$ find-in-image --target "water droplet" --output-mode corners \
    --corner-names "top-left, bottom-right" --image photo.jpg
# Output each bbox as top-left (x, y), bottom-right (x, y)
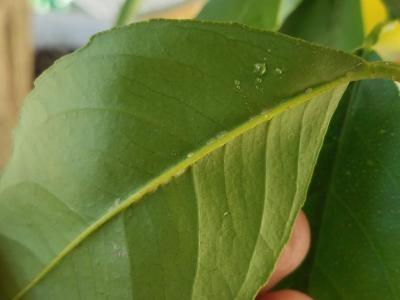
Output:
top-left (254, 63), bottom-right (267, 76)
top-left (174, 168), bottom-right (187, 178)
top-left (187, 153), bottom-right (194, 158)
top-left (234, 80), bottom-right (241, 90)
top-left (206, 137), bottom-right (217, 146)
top-left (275, 68), bottom-right (283, 75)
top-left (305, 88), bottom-right (313, 94)
top-left (267, 49), bottom-right (272, 53)
top-left (256, 77), bottom-right (262, 83)
top-left (217, 131), bottom-right (228, 139)
top-left (223, 211), bottom-right (229, 216)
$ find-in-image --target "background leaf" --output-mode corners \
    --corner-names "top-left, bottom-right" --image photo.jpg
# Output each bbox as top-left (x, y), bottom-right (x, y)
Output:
top-left (115, 0), bottom-right (142, 26)
top-left (197, 0), bottom-right (303, 30)
top-left (278, 52), bottom-right (400, 299)
top-left (1, 20), bottom-right (397, 299)
top-left (382, 0), bottom-right (400, 19)
top-left (281, 0), bottom-right (365, 51)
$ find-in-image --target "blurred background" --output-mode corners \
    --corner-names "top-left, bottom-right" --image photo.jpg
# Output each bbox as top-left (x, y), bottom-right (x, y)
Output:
top-left (0, 0), bottom-right (399, 168)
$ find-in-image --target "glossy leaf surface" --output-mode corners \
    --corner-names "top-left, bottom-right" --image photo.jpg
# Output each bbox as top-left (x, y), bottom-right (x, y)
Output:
top-left (0, 20), bottom-right (399, 300)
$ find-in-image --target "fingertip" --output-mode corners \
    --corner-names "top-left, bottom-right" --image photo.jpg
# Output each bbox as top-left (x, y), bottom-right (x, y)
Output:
top-left (257, 289), bottom-right (313, 300)
top-left (264, 211), bottom-right (311, 289)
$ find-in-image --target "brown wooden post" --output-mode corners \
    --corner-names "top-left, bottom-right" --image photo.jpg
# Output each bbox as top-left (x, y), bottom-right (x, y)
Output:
top-left (0, 0), bottom-right (32, 168)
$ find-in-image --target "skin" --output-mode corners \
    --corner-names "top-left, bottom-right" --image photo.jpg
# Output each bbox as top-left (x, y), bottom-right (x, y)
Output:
top-left (257, 211), bottom-right (312, 300)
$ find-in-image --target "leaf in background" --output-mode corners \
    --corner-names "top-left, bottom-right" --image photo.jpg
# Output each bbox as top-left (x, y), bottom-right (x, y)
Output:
top-left (281, 0), bottom-right (365, 51)
top-left (278, 51), bottom-right (400, 299)
top-left (115, 0), bottom-right (142, 26)
top-left (0, 20), bottom-right (399, 300)
top-left (197, 0), bottom-right (303, 30)
top-left (382, 0), bottom-right (400, 19)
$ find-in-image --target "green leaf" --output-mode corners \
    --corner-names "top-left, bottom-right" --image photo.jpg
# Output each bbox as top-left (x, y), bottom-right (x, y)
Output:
top-left (197, 0), bottom-right (303, 30)
top-left (0, 20), bottom-right (399, 299)
top-left (278, 52), bottom-right (400, 299)
top-left (281, 0), bottom-right (365, 51)
top-left (382, 0), bottom-right (400, 19)
top-left (115, 0), bottom-right (142, 26)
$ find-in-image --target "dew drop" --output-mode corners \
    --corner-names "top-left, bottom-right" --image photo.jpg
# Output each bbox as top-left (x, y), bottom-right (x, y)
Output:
top-left (256, 77), bottom-right (263, 83)
top-left (274, 68), bottom-right (283, 75)
top-left (187, 153), bottom-right (194, 158)
top-left (254, 62), bottom-right (267, 76)
top-left (234, 80), bottom-right (241, 90)
top-left (217, 130), bottom-right (228, 138)
top-left (267, 49), bottom-right (272, 53)
top-left (223, 211), bottom-right (229, 216)
top-left (174, 168), bottom-right (187, 178)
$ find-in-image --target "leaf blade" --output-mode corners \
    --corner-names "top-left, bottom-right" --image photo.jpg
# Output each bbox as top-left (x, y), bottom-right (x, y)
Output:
top-left (0, 20), bottom-right (399, 299)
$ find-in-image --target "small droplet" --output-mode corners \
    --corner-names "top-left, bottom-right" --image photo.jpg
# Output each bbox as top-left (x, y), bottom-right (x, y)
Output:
top-left (274, 68), bottom-right (283, 75)
top-left (223, 211), bottom-right (229, 216)
top-left (256, 77), bottom-right (262, 83)
top-left (254, 63), bottom-right (267, 76)
top-left (234, 80), bottom-right (241, 90)
top-left (267, 49), bottom-right (272, 53)
top-left (187, 153), bottom-right (194, 158)
top-left (174, 168), bottom-right (187, 178)
top-left (217, 131), bottom-right (228, 138)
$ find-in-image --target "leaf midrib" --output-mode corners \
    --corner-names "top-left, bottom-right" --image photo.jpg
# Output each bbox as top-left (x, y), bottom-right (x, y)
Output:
top-left (13, 61), bottom-right (400, 299)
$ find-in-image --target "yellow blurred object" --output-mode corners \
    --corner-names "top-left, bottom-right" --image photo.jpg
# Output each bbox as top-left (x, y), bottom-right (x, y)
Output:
top-left (362, 0), bottom-right (400, 61)
top-left (362, 0), bottom-right (387, 33)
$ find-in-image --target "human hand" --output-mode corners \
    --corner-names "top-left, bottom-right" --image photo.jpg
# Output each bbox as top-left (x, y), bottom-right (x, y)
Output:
top-left (256, 212), bottom-right (312, 300)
